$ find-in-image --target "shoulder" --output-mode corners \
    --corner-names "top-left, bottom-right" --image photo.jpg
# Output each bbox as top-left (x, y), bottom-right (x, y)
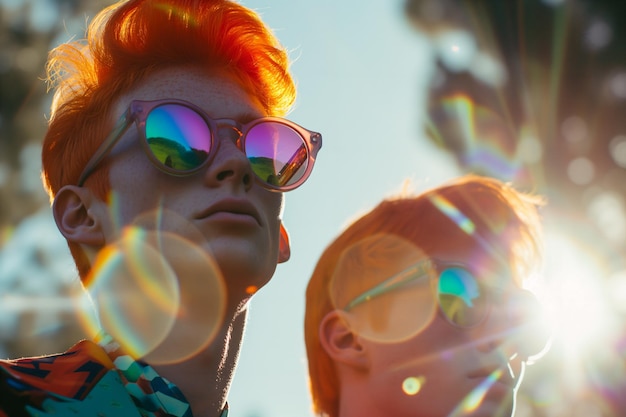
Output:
top-left (0, 340), bottom-right (139, 417)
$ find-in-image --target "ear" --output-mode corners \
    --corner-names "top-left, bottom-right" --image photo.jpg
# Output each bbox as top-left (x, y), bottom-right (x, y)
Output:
top-left (319, 310), bottom-right (369, 370)
top-left (52, 185), bottom-right (107, 246)
top-left (277, 222), bottom-right (291, 263)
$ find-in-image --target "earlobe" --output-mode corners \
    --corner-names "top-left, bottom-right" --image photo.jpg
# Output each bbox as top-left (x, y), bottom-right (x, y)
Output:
top-left (52, 185), bottom-right (106, 246)
top-left (319, 310), bottom-right (369, 370)
top-left (277, 222), bottom-right (291, 263)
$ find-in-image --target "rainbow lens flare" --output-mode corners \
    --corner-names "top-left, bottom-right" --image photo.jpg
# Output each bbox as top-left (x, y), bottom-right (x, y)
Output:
top-left (78, 226), bottom-right (226, 364)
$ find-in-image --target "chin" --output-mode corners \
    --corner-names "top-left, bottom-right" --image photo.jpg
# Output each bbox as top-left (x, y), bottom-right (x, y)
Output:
top-left (467, 393), bottom-right (515, 417)
top-left (214, 253), bottom-right (276, 293)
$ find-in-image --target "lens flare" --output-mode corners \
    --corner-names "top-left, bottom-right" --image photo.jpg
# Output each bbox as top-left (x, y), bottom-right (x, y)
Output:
top-left (449, 368), bottom-right (505, 416)
top-left (81, 227), bottom-right (179, 360)
top-left (540, 230), bottom-right (619, 357)
top-left (428, 194), bottom-right (475, 235)
top-left (427, 94), bottom-right (524, 182)
top-left (77, 225), bottom-right (226, 365)
top-left (330, 234), bottom-right (437, 343)
top-left (402, 376), bottom-right (426, 396)
top-left (521, 220), bottom-right (626, 414)
top-left (154, 3), bottom-right (200, 27)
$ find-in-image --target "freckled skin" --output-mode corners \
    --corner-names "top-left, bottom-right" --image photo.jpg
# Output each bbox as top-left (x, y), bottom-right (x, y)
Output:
top-left (98, 66), bottom-right (285, 300)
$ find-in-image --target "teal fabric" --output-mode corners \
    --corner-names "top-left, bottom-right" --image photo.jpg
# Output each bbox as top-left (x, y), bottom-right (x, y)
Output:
top-left (0, 337), bottom-right (229, 417)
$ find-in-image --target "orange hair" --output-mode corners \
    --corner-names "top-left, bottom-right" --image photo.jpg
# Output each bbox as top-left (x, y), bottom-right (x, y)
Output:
top-left (304, 174), bottom-right (544, 417)
top-left (41, 0), bottom-right (296, 279)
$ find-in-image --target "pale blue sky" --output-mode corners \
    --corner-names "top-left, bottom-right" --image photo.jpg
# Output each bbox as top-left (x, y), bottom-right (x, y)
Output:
top-left (229, 2), bottom-right (459, 416)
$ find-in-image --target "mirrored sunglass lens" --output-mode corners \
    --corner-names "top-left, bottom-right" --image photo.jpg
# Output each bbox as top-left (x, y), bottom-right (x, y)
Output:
top-left (145, 104), bottom-right (212, 171)
top-left (438, 267), bottom-right (488, 327)
top-left (245, 122), bottom-right (308, 187)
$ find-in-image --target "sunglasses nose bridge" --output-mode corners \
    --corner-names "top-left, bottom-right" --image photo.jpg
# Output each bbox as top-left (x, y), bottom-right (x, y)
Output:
top-left (216, 121), bottom-right (244, 147)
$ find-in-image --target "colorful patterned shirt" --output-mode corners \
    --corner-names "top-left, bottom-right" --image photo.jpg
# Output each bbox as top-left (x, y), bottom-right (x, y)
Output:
top-left (0, 337), bottom-right (228, 417)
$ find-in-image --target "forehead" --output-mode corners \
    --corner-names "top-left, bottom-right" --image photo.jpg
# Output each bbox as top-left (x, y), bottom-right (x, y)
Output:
top-left (433, 242), bottom-right (512, 278)
top-left (113, 66), bottom-right (265, 120)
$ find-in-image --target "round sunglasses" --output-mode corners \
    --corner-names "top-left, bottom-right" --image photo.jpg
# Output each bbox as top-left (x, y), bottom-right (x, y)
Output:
top-left (344, 259), bottom-right (493, 328)
top-left (77, 99), bottom-right (323, 191)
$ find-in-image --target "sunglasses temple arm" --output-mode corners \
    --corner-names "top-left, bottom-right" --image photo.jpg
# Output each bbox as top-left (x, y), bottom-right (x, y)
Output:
top-left (77, 110), bottom-right (133, 186)
top-left (344, 261), bottom-right (433, 311)
top-left (276, 144), bottom-right (308, 186)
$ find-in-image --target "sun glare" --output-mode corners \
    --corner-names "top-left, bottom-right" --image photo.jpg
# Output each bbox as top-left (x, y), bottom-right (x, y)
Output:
top-left (538, 231), bottom-right (618, 359)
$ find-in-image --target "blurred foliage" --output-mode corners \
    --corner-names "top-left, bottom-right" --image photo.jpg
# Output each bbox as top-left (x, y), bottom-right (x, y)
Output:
top-left (405, 0), bottom-right (626, 416)
top-left (404, 0), bottom-right (626, 254)
top-left (0, 0), bottom-right (107, 237)
top-left (0, 0), bottom-right (109, 355)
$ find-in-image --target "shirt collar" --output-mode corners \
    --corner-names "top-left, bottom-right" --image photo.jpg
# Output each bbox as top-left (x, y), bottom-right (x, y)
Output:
top-left (97, 332), bottom-right (228, 417)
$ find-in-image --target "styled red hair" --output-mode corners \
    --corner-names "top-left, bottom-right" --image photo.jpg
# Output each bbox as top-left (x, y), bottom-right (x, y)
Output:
top-left (41, 0), bottom-right (296, 278)
top-left (304, 175), bottom-right (544, 417)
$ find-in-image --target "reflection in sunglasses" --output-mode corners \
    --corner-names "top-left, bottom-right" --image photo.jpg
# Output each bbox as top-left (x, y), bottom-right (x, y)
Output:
top-left (78, 99), bottom-right (322, 192)
top-left (344, 259), bottom-right (490, 329)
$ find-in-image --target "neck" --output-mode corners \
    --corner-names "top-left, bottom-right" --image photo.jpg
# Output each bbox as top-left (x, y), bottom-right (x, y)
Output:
top-left (152, 304), bottom-right (248, 417)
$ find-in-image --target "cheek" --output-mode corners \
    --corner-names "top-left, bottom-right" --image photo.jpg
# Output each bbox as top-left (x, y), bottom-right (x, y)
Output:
top-left (367, 352), bottom-right (469, 416)
top-left (259, 189), bottom-right (284, 222)
top-left (109, 152), bottom-right (150, 196)
top-left (266, 194), bottom-right (284, 246)
top-left (366, 321), bottom-right (472, 396)
top-left (107, 159), bottom-right (174, 226)
top-left (109, 179), bottom-right (160, 218)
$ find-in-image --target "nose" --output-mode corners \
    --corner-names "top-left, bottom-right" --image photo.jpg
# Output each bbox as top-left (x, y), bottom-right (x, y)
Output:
top-left (203, 125), bottom-right (253, 190)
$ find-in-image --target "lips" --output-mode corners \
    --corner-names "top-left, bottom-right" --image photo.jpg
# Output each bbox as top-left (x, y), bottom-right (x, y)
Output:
top-left (195, 198), bottom-right (261, 225)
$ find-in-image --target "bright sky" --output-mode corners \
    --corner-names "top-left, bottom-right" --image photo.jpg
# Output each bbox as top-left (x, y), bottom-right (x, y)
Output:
top-left (229, 2), bottom-right (460, 416)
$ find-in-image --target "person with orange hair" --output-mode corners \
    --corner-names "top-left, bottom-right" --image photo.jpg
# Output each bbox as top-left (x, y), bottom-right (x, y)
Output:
top-left (304, 175), bottom-right (550, 417)
top-left (0, 1), bottom-right (321, 416)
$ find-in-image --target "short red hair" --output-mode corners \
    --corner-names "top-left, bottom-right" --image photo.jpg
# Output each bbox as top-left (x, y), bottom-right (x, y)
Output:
top-left (41, 0), bottom-right (296, 278)
top-left (304, 175), bottom-right (544, 417)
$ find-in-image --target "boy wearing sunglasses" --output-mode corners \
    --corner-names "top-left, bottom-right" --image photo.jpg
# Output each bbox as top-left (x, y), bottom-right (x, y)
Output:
top-left (304, 175), bottom-right (549, 417)
top-left (0, 1), bottom-right (321, 416)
